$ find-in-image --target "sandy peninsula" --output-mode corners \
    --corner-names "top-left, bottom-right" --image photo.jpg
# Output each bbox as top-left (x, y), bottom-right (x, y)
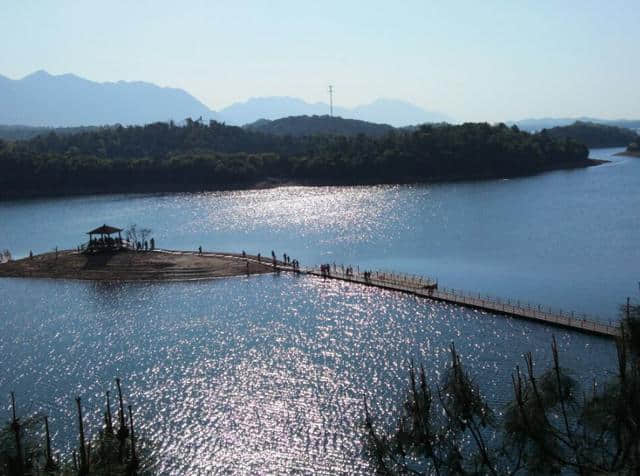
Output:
top-left (0, 249), bottom-right (276, 281)
top-left (615, 150), bottom-right (640, 158)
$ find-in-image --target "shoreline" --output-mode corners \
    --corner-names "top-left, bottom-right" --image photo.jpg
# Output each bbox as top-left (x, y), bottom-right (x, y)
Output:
top-left (0, 249), bottom-right (276, 282)
top-left (614, 150), bottom-right (640, 158)
top-left (0, 158), bottom-right (606, 201)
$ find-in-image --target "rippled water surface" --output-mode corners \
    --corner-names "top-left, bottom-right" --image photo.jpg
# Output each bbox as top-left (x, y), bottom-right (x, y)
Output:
top-left (0, 148), bottom-right (637, 473)
top-left (0, 276), bottom-right (616, 473)
top-left (2, 148), bottom-right (639, 317)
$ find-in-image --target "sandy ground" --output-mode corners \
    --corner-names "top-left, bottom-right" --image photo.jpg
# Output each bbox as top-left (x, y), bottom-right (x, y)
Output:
top-left (0, 249), bottom-right (275, 281)
top-left (615, 150), bottom-right (640, 157)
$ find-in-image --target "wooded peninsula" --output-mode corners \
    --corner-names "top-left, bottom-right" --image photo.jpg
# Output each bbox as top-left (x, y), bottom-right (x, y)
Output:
top-left (0, 120), bottom-right (596, 198)
top-left (542, 120), bottom-right (639, 148)
top-left (620, 140), bottom-right (640, 157)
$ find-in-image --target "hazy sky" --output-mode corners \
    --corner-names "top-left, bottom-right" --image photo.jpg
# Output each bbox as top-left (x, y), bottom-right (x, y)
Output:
top-left (1, 0), bottom-right (638, 122)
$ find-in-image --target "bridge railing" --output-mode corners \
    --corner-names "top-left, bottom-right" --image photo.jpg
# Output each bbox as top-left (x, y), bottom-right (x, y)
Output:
top-left (308, 263), bottom-right (620, 336)
top-left (435, 284), bottom-right (613, 326)
top-left (212, 254), bottom-right (619, 337)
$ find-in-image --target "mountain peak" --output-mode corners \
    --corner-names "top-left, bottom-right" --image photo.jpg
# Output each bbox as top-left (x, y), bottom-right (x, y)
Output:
top-left (21, 70), bottom-right (86, 83)
top-left (1, 69), bottom-right (452, 127)
top-left (22, 69), bottom-right (52, 80)
top-left (218, 96), bottom-right (449, 127)
top-left (1, 70), bottom-right (216, 126)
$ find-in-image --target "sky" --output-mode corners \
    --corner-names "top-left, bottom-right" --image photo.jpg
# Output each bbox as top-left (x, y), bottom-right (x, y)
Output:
top-left (1, 0), bottom-right (639, 122)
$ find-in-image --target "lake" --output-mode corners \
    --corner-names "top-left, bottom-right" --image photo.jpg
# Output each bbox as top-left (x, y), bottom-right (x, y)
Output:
top-left (0, 147), bottom-right (636, 473)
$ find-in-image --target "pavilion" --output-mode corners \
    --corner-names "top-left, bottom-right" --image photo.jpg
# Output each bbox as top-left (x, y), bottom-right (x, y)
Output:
top-left (86, 224), bottom-right (124, 252)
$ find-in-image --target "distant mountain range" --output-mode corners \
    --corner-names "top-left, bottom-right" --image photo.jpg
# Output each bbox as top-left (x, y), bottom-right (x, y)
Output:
top-left (0, 70), bottom-right (450, 128)
top-left (219, 97), bottom-right (340, 125)
top-left (219, 97), bottom-right (450, 127)
top-left (3, 71), bottom-right (639, 133)
top-left (0, 70), bottom-right (217, 127)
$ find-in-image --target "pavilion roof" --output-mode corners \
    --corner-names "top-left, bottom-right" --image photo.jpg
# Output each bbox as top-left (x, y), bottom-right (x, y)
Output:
top-left (87, 224), bottom-right (123, 235)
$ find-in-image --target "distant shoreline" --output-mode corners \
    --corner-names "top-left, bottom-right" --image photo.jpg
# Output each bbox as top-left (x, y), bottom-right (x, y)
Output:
top-left (0, 158), bottom-right (605, 201)
top-left (614, 150), bottom-right (640, 158)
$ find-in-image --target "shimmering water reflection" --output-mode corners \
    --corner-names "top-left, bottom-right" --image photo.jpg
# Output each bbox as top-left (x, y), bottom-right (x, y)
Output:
top-left (1, 148), bottom-right (639, 319)
top-left (0, 275), bottom-right (615, 474)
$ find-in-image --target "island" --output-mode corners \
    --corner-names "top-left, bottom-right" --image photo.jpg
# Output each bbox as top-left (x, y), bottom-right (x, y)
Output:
top-left (0, 249), bottom-right (277, 281)
top-left (0, 225), bottom-right (276, 281)
top-left (0, 120), bottom-right (600, 199)
top-left (0, 225), bottom-right (619, 340)
top-left (617, 140), bottom-right (640, 157)
top-left (541, 121), bottom-right (639, 148)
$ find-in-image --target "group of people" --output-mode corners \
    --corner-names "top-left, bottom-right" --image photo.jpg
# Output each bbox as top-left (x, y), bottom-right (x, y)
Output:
top-left (318, 264), bottom-right (374, 283)
top-left (88, 235), bottom-right (122, 249)
top-left (320, 263), bottom-right (357, 278)
top-left (85, 235), bottom-right (156, 253)
top-left (281, 253), bottom-right (300, 270)
top-left (241, 250), bottom-right (300, 271)
top-left (134, 238), bottom-right (154, 251)
top-left (271, 250), bottom-right (300, 270)
top-left (320, 264), bottom-right (332, 277)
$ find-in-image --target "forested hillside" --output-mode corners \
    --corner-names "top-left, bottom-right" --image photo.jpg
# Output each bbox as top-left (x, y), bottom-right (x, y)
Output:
top-left (0, 125), bottom-right (106, 141)
top-left (244, 115), bottom-right (394, 137)
top-left (0, 120), bottom-right (592, 198)
top-left (542, 121), bottom-right (638, 147)
top-left (623, 140), bottom-right (640, 157)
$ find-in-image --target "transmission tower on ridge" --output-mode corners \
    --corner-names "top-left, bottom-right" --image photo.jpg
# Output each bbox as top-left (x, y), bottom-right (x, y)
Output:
top-left (328, 85), bottom-right (334, 117)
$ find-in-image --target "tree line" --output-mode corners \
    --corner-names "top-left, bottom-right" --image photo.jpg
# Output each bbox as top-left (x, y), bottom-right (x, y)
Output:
top-left (4, 305), bottom-right (638, 474)
top-left (0, 125), bottom-right (105, 142)
top-left (1, 379), bottom-right (151, 475)
top-left (542, 120), bottom-right (639, 148)
top-left (625, 139), bottom-right (640, 156)
top-left (365, 303), bottom-right (640, 474)
top-left (0, 120), bottom-right (590, 198)
top-left (244, 114), bottom-right (395, 137)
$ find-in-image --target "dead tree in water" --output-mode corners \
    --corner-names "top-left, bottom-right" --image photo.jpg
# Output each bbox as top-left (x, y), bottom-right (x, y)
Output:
top-left (2, 379), bottom-right (149, 475)
top-left (116, 378), bottom-right (129, 463)
top-left (105, 390), bottom-right (114, 436)
top-left (1, 393), bottom-right (42, 475)
top-left (365, 320), bottom-right (640, 475)
top-left (128, 405), bottom-right (139, 473)
top-left (10, 392), bottom-right (24, 475)
top-left (76, 397), bottom-right (88, 474)
top-left (43, 416), bottom-right (57, 472)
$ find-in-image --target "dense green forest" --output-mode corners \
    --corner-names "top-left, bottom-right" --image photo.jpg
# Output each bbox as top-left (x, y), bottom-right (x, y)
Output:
top-left (0, 120), bottom-right (592, 198)
top-left (244, 115), bottom-right (394, 137)
top-left (543, 120), bottom-right (639, 147)
top-left (0, 124), bottom-right (105, 141)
